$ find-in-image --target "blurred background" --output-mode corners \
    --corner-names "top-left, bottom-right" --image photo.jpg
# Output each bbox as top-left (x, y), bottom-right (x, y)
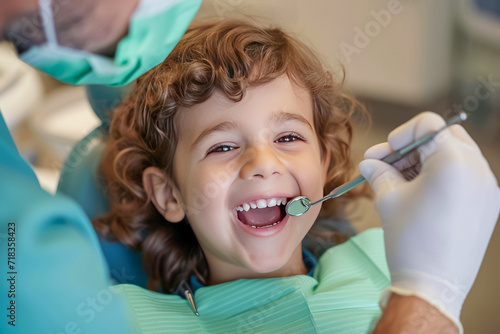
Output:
top-left (1, 0), bottom-right (499, 332)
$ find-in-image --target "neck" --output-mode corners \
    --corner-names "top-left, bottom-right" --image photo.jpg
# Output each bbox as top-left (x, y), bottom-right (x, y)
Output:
top-left (207, 245), bottom-right (307, 286)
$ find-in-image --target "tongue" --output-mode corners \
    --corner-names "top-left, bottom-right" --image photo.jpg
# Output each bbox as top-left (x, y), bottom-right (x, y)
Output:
top-left (238, 206), bottom-right (281, 227)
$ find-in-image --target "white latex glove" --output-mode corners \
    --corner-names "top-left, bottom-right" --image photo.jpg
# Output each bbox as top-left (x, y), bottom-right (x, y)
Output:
top-left (358, 112), bottom-right (500, 332)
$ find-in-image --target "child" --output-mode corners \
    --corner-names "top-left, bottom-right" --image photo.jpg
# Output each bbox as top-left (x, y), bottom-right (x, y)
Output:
top-left (93, 19), bottom-right (388, 333)
top-left (96, 18), bottom-right (368, 290)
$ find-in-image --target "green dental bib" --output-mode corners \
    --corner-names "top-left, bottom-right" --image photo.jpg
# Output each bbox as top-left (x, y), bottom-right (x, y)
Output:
top-left (121, 229), bottom-right (390, 333)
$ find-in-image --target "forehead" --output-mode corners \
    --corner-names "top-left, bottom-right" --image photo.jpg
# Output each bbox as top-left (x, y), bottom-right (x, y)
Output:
top-left (175, 76), bottom-right (314, 142)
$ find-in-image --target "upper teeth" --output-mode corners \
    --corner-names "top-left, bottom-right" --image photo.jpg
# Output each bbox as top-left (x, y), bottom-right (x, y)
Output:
top-left (236, 197), bottom-right (287, 212)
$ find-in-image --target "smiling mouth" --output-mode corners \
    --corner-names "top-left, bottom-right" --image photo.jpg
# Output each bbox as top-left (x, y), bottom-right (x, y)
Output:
top-left (236, 197), bottom-right (288, 229)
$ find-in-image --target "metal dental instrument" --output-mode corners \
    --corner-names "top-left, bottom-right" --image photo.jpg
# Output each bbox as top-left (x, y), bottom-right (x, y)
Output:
top-left (180, 281), bottom-right (199, 316)
top-left (286, 112), bottom-right (468, 217)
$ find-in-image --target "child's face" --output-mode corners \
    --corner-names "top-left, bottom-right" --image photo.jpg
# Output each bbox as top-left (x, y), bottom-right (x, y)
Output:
top-left (172, 75), bottom-right (329, 284)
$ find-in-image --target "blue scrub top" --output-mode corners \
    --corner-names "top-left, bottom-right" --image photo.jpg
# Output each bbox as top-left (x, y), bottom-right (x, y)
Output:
top-left (0, 113), bottom-right (135, 333)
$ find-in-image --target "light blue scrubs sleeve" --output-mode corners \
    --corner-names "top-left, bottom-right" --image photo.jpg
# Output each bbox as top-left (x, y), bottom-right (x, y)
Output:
top-left (0, 112), bottom-right (135, 333)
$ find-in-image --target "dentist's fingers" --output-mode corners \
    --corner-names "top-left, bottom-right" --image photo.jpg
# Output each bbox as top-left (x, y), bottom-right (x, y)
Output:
top-left (364, 112), bottom-right (448, 160)
top-left (364, 113), bottom-right (448, 170)
top-left (448, 124), bottom-right (481, 151)
top-left (359, 159), bottom-right (407, 196)
top-left (387, 112), bottom-right (447, 152)
top-left (364, 142), bottom-right (392, 160)
top-left (387, 112), bottom-right (471, 168)
top-left (363, 142), bottom-right (420, 177)
top-left (361, 112), bottom-right (479, 181)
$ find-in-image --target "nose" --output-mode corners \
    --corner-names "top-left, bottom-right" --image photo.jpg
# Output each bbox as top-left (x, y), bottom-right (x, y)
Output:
top-left (239, 145), bottom-right (286, 180)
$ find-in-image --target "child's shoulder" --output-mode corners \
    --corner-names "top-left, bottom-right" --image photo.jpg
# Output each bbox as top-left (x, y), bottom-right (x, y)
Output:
top-left (321, 227), bottom-right (385, 260)
top-left (345, 227), bottom-right (386, 258)
top-left (314, 227), bottom-right (389, 287)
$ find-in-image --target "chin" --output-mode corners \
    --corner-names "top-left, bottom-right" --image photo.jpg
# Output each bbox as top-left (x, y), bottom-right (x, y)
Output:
top-left (242, 252), bottom-right (293, 276)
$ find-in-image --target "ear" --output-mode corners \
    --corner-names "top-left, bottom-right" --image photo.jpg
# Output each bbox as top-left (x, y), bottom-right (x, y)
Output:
top-left (143, 167), bottom-right (185, 223)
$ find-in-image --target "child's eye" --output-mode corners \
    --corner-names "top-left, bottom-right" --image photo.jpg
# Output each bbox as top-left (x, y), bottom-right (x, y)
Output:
top-left (207, 144), bottom-right (238, 154)
top-left (275, 132), bottom-right (305, 143)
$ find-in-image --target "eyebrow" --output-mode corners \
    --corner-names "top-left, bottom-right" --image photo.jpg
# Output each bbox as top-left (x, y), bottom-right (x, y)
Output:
top-left (192, 121), bottom-right (240, 148)
top-left (272, 111), bottom-right (313, 131)
top-left (192, 111), bottom-right (313, 148)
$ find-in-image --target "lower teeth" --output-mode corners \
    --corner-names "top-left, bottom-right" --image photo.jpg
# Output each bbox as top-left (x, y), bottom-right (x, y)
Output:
top-left (250, 221), bottom-right (281, 229)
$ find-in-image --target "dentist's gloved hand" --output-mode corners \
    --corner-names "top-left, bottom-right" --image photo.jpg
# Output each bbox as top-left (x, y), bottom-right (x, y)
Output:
top-left (358, 112), bottom-right (500, 333)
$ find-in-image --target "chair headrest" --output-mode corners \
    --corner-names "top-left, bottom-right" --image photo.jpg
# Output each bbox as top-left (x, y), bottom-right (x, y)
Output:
top-left (57, 125), bottom-right (109, 220)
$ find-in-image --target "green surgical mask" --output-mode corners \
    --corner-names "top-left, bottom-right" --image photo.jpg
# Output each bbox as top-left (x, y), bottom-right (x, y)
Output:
top-left (19, 0), bottom-right (201, 87)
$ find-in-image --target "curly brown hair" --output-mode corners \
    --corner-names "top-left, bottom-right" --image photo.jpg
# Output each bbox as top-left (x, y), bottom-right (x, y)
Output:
top-left (94, 18), bottom-right (369, 294)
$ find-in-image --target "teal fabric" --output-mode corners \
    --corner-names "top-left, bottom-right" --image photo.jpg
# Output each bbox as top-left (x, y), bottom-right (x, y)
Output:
top-left (0, 112), bottom-right (134, 333)
top-left (85, 84), bottom-right (134, 123)
top-left (19, 0), bottom-right (201, 87)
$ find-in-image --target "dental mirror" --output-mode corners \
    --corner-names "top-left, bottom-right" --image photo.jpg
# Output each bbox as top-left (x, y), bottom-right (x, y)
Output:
top-left (285, 196), bottom-right (311, 216)
top-left (286, 112), bottom-right (468, 217)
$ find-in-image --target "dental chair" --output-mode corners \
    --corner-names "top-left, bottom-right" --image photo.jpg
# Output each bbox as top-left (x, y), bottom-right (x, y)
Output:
top-left (56, 84), bottom-right (148, 287)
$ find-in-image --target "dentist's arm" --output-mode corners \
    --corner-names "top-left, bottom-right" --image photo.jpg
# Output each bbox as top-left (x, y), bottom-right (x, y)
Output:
top-left (0, 110), bottom-right (136, 333)
top-left (374, 294), bottom-right (458, 333)
top-left (359, 112), bottom-right (500, 334)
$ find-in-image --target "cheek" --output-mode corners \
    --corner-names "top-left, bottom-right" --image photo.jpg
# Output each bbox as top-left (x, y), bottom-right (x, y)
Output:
top-left (305, 167), bottom-right (326, 197)
top-left (295, 150), bottom-right (327, 195)
top-left (175, 148), bottom-right (232, 211)
top-left (181, 166), bottom-right (235, 248)
top-left (181, 163), bottom-right (235, 218)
